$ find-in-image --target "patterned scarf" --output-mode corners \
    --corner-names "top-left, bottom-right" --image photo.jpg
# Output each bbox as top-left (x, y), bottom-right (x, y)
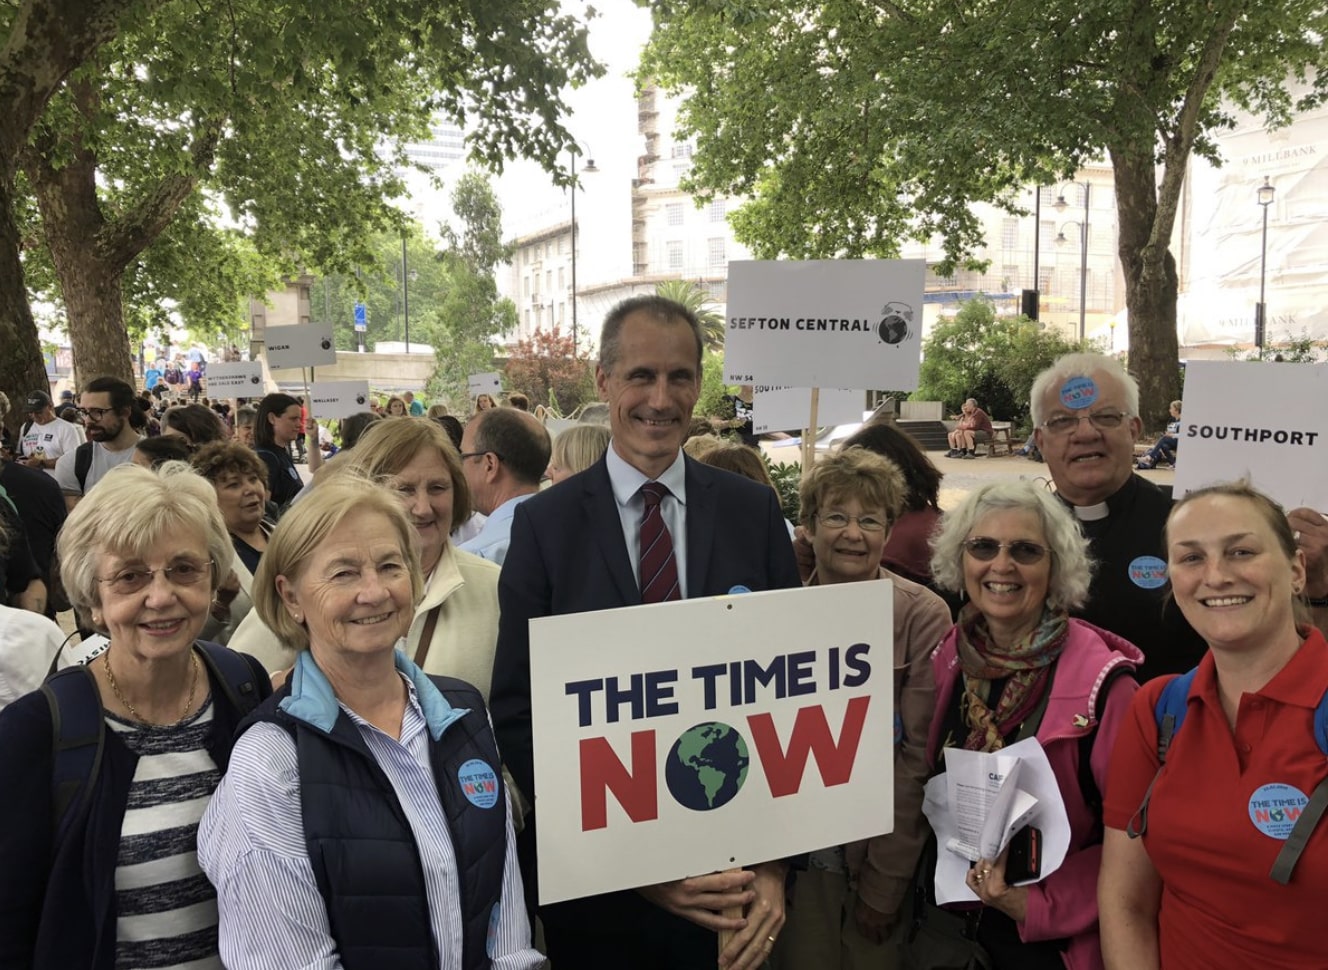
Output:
top-left (955, 603), bottom-right (1069, 752)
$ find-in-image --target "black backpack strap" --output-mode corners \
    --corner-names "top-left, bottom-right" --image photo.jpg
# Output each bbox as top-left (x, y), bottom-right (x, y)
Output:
top-left (40, 665), bottom-right (106, 850)
top-left (74, 441), bottom-right (94, 493)
top-left (195, 641), bottom-right (266, 716)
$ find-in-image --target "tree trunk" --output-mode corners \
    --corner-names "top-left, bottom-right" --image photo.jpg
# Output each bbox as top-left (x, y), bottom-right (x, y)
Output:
top-left (26, 135), bottom-right (134, 385)
top-left (1111, 146), bottom-right (1180, 432)
top-left (0, 176), bottom-right (52, 434)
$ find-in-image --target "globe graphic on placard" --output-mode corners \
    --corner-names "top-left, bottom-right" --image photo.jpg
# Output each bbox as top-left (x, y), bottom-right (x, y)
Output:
top-left (665, 721), bottom-right (750, 812)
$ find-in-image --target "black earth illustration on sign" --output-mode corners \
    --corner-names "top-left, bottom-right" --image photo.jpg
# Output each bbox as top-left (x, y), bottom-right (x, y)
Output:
top-left (877, 303), bottom-right (913, 345)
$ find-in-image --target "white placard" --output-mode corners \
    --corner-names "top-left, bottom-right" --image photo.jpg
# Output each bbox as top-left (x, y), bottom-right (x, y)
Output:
top-left (725, 260), bottom-right (925, 390)
top-left (264, 323), bottom-right (337, 369)
top-left (1172, 360), bottom-right (1328, 510)
top-left (468, 372), bottom-right (502, 398)
top-left (753, 387), bottom-right (865, 434)
top-left (201, 361), bottom-right (264, 394)
top-left (530, 584), bottom-right (894, 905)
top-left (544, 418), bottom-right (578, 439)
top-left (307, 381), bottom-right (372, 420)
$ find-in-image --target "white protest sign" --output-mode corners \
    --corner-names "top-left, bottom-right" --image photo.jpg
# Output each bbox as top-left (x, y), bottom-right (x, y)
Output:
top-left (753, 386), bottom-right (864, 434)
top-left (264, 323), bottom-right (337, 369)
top-left (201, 361), bottom-right (264, 394)
top-left (544, 418), bottom-right (579, 439)
top-left (725, 260), bottom-right (925, 390)
top-left (468, 372), bottom-right (502, 398)
top-left (1172, 360), bottom-right (1328, 509)
top-left (530, 583), bottom-right (894, 905)
top-left (308, 381), bottom-right (372, 420)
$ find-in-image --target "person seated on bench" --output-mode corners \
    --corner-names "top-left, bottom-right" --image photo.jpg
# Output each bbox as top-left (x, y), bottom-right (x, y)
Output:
top-left (1135, 400), bottom-right (1181, 469)
top-left (946, 398), bottom-right (993, 459)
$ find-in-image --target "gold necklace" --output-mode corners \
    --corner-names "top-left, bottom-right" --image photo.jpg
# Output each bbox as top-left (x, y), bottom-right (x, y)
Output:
top-left (103, 649), bottom-right (199, 726)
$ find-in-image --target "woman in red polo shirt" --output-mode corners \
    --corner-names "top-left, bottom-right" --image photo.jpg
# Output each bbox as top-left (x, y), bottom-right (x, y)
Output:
top-left (1099, 481), bottom-right (1328, 969)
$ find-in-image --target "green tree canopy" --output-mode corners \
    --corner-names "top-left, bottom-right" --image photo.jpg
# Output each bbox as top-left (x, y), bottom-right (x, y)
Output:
top-left (640, 0), bottom-right (1328, 425)
top-left (915, 299), bottom-right (1096, 429)
top-left (0, 0), bottom-right (600, 420)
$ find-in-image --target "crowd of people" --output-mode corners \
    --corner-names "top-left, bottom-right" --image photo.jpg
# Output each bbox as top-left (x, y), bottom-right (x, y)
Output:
top-left (0, 295), bottom-right (1325, 970)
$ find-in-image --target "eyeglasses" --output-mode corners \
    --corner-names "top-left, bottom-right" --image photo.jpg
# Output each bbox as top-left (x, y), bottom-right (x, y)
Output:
top-left (459, 450), bottom-right (503, 462)
top-left (98, 559), bottom-right (214, 595)
top-left (816, 511), bottom-right (888, 533)
top-left (75, 406), bottom-right (118, 421)
top-left (1039, 410), bottom-right (1129, 436)
top-left (962, 538), bottom-right (1047, 564)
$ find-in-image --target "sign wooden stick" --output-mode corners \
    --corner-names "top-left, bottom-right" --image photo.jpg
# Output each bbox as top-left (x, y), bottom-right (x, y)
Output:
top-left (717, 866), bottom-right (744, 958)
top-left (800, 387), bottom-right (821, 471)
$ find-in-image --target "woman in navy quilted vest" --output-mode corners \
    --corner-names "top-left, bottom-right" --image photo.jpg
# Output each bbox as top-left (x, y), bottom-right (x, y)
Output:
top-left (198, 472), bottom-right (539, 970)
top-left (1099, 481), bottom-right (1328, 969)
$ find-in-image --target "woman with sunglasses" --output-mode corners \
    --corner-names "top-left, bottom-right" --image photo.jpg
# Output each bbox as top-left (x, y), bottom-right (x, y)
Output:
top-left (918, 480), bottom-right (1142, 970)
top-left (0, 462), bottom-right (270, 969)
top-left (772, 447), bottom-right (952, 969)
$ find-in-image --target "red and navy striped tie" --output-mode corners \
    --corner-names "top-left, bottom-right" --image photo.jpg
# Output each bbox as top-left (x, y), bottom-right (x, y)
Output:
top-left (639, 482), bottom-right (680, 603)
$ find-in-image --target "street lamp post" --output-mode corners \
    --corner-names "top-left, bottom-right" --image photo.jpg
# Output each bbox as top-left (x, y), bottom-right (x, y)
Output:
top-left (569, 145), bottom-right (597, 358)
top-left (1256, 177), bottom-right (1275, 351)
top-left (1054, 182), bottom-right (1091, 341)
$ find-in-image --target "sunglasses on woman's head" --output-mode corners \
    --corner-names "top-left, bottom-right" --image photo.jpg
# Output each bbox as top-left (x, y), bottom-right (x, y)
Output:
top-left (962, 537), bottom-right (1047, 564)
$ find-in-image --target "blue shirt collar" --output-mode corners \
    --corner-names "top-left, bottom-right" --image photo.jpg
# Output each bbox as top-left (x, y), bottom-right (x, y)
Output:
top-left (279, 648), bottom-right (469, 741)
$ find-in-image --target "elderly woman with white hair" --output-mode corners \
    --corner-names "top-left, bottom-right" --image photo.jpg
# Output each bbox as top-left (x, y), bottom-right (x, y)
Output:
top-left (914, 480), bottom-right (1142, 970)
top-left (0, 462), bottom-right (271, 970)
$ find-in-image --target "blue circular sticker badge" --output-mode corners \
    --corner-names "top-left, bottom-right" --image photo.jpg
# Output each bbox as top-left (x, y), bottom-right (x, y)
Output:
top-left (458, 758), bottom-right (500, 810)
top-left (1128, 556), bottom-right (1168, 589)
top-left (1248, 783), bottom-right (1310, 840)
top-left (1059, 376), bottom-right (1099, 410)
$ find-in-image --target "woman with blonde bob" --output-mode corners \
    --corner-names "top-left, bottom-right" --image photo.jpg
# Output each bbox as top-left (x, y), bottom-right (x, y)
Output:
top-left (199, 474), bottom-right (539, 969)
top-left (916, 480), bottom-right (1141, 970)
top-left (772, 447), bottom-right (951, 968)
top-left (547, 423), bottom-right (611, 485)
top-left (228, 419), bottom-right (501, 696)
top-left (0, 463), bottom-right (270, 970)
top-left (1099, 481), bottom-right (1326, 969)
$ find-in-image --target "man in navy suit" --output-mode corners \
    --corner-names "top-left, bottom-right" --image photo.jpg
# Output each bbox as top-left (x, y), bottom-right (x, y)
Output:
top-left (491, 295), bottom-right (801, 970)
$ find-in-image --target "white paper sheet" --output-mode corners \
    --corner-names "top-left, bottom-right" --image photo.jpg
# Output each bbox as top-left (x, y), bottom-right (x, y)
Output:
top-left (922, 737), bottom-right (1071, 904)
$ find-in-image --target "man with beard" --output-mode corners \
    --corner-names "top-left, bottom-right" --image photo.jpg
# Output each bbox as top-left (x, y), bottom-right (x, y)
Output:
top-left (54, 377), bottom-right (141, 510)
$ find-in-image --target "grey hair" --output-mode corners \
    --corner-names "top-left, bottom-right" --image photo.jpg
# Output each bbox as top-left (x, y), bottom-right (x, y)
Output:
top-left (1029, 352), bottom-right (1139, 427)
top-left (929, 480), bottom-right (1094, 612)
top-left (58, 461), bottom-right (232, 623)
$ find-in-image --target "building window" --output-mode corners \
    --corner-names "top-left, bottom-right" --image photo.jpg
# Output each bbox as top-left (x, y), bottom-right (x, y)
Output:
top-left (1038, 267), bottom-right (1053, 295)
top-left (667, 240), bottom-right (684, 271)
top-left (546, 270), bottom-right (553, 293)
top-left (708, 237), bottom-right (726, 271)
top-left (523, 248), bottom-right (530, 265)
top-left (545, 241), bottom-right (552, 258)
top-left (558, 267), bottom-right (565, 290)
top-left (524, 309), bottom-right (530, 328)
top-left (523, 276), bottom-right (530, 298)
top-left (1003, 264), bottom-right (1021, 288)
top-left (671, 142), bottom-right (694, 159)
top-left (708, 200), bottom-right (727, 222)
top-left (1001, 218), bottom-right (1019, 251)
top-left (558, 302), bottom-right (566, 324)
top-left (666, 203), bottom-right (684, 227)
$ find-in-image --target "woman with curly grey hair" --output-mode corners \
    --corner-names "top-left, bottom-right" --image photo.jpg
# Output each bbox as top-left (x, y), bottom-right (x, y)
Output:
top-left (913, 480), bottom-right (1142, 970)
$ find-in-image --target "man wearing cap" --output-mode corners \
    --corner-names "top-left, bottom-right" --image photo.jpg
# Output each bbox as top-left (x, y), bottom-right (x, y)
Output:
top-left (17, 390), bottom-right (85, 477)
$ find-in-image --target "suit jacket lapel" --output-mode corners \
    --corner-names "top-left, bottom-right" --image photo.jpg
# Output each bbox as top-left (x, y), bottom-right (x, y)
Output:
top-left (584, 457), bottom-right (640, 605)
top-left (684, 456), bottom-right (716, 597)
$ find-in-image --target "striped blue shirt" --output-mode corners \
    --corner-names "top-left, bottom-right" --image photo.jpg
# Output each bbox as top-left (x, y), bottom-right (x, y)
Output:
top-left (107, 698), bottom-right (223, 970)
top-left (197, 675), bottom-right (540, 970)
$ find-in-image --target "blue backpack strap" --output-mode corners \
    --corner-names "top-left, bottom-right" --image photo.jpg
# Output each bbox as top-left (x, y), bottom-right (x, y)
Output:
top-left (1126, 668), bottom-right (1199, 839)
top-left (1268, 686), bottom-right (1328, 885)
top-left (40, 665), bottom-right (106, 851)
